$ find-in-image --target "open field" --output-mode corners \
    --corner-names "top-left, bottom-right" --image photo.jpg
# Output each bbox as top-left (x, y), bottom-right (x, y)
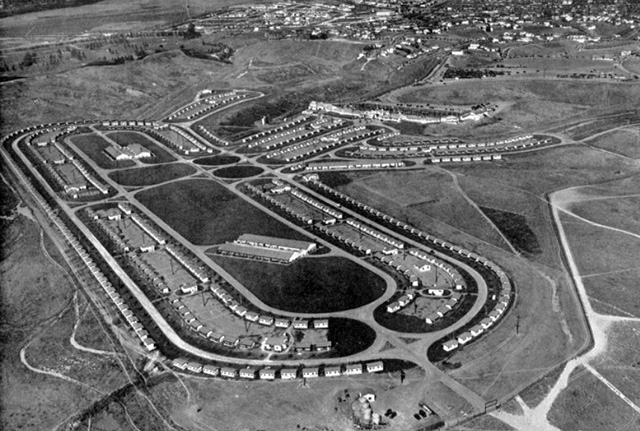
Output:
top-left (106, 131), bottom-right (177, 164)
top-left (584, 128), bottom-right (640, 158)
top-left (569, 195), bottom-right (640, 237)
top-left (560, 212), bottom-right (640, 318)
top-left (592, 321), bottom-right (640, 407)
top-left (0, 0), bottom-right (269, 36)
top-left (69, 133), bottom-right (136, 170)
top-left (332, 169), bottom-right (510, 253)
top-left (207, 254), bottom-right (386, 313)
top-left (108, 163), bottom-right (196, 186)
top-left (135, 178), bottom-right (311, 245)
top-left (547, 366), bottom-right (640, 431)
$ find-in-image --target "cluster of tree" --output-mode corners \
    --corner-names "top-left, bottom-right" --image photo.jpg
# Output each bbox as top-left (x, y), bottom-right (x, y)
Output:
top-left (443, 67), bottom-right (505, 79)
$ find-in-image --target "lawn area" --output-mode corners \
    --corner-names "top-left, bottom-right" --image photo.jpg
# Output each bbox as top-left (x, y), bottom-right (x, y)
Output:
top-left (135, 178), bottom-right (311, 245)
top-left (194, 155), bottom-right (241, 166)
top-left (569, 195), bottom-right (640, 237)
top-left (108, 163), bottom-right (196, 186)
top-left (207, 254), bottom-right (386, 313)
top-left (69, 133), bottom-right (135, 169)
top-left (212, 165), bottom-right (264, 178)
top-left (106, 131), bottom-right (177, 164)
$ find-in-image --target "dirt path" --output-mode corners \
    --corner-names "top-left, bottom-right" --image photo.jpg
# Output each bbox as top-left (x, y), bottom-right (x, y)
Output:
top-left (491, 187), bottom-right (640, 430)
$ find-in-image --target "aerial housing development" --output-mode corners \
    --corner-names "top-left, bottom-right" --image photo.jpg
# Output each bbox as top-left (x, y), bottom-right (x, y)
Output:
top-left (2, 0), bottom-right (640, 430)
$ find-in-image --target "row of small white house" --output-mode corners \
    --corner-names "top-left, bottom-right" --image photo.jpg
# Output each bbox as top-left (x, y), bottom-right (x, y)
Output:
top-left (70, 158), bottom-right (109, 194)
top-left (130, 213), bottom-right (166, 245)
top-left (265, 122), bottom-right (351, 159)
top-left (166, 92), bottom-right (246, 121)
top-left (442, 298), bottom-right (510, 353)
top-left (165, 244), bottom-right (210, 283)
top-left (248, 123), bottom-right (316, 150)
top-left (242, 115), bottom-right (311, 146)
top-left (168, 125), bottom-right (213, 153)
top-left (245, 184), bottom-right (315, 225)
top-left (346, 218), bottom-right (405, 250)
top-left (290, 188), bottom-right (344, 220)
top-left (197, 126), bottom-right (230, 146)
top-left (430, 154), bottom-right (502, 163)
top-left (7, 157), bottom-right (156, 352)
top-left (171, 360), bottom-right (385, 379)
top-left (211, 286), bottom-right (330, 330)
top-left (281, 127), bottom-right (386, 163)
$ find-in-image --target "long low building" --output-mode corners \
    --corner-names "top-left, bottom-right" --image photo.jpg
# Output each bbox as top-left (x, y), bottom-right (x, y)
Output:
top-left (236, 234), bottom-right (316, 254)
top-left (217, 242), bottom-right (298, 263)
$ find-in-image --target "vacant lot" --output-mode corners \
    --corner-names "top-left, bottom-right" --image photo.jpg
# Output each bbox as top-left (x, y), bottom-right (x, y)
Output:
top-left (569, 195), bottom-right (640, 237)
top-left (108, 163), bottom-right (196, 186)
top-left (106, 131), bottom-right (177, 164)
top-left (548, 366), bottom-right (640, 431)
top-left (69, 134), bottom-right (136, 170)
top-left (585, 128), bottom-right (640, 158)
top-left (208, 255), bottom-right (386, 313)
top-left (560, 212), bottom-right (640, 318)
top-left (135, 178), bottom-right (311, 245)
top-left (333, 169), bottom-right (510, 253)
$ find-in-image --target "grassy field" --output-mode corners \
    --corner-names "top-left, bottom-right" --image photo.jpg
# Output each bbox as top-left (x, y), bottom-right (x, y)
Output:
top-left (106, 131), bottom-right (177, 164)
top-left (69, 133), bottom-right (136, 170)
top-left (332, 169), bottom-right (511, 253)
top-left (107, 163), bottom-right (196, 186)
top-left (207, 254), bottom-right (386, 313)
top-left (560, 212), bottom-right (640, 318)
top-left (135, 178), bottom-right (311, 245)
top-left (569, 195), bottom-right (640, 237)
top-left (211, 165), bottom-right (264, 178)
top-left (585, 128), bottom-right (640, 158)
top-left (194, 155), bottom-right (241, 166)
top-left (547, 366), bottom-right (640, 431)
top-left (591, 321), bottom-right (640, 407)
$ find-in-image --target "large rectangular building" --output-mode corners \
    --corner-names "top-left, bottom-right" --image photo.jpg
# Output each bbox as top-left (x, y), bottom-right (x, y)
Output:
top-left (236, 234), bottom-right (316, 253)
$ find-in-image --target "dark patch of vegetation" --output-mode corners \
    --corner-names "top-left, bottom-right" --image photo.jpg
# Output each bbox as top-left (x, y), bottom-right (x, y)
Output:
top-left (208, 255), bottom-right (386, 313)
top-left (212, 165), bottom-right (263, 178)
top-left (0, 0), bottom-right (103, 18)
top-left (108, 163), bottom-right (196, 186)
top-left (193, 155), bottom-right (241, 166)
top-left (135, 179), bottom-right (311, 245)
top-left (317, 172), bottom-right (354, 188)
top-left (327, 318), bottom-right (376, 357)
top-left (479, 206), bottom-right (541, 255)
top-left (382, 359), bottom-right (419, 372)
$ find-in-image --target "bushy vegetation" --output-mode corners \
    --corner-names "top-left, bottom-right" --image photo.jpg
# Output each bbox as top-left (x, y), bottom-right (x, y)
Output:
top-left (480, 206), bottom-right (541, 255)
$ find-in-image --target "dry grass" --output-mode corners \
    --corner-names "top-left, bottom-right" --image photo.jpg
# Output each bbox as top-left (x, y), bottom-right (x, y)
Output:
top-left (548, 366), bottom-right (640, 431)
top-left (585, 128), bottom-right (640, 159)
